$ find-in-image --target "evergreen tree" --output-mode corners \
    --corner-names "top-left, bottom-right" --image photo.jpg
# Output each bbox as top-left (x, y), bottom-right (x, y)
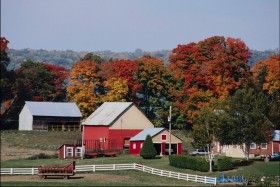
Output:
top-left (140, 135), bottom-right (157, 159)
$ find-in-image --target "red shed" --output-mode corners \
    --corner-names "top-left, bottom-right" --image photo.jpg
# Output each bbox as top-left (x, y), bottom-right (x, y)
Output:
top-left (81, 102), bottom-right (154, 156)
top-left (130, 128), bottom-right (182, 155)
top-left (58, 144), bottom-right (83, 159)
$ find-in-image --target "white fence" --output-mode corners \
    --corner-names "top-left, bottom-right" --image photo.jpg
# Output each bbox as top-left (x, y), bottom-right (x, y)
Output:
top-left (1, 163), bottom-right (216, 185)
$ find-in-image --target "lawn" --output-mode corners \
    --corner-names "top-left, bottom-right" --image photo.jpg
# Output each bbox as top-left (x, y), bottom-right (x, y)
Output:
top-left (1, 131), bottom-right (279, 186)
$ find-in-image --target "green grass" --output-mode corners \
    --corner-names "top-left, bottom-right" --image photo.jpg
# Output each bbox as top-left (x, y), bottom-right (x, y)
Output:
top-left (1, 130), bottom-right (279, 186)
top-left (1, 130), bottom-right (81, 150)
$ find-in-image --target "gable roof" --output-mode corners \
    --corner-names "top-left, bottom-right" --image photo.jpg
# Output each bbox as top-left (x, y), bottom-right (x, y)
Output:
top-left (82, 102), bottom-right (134, 126)
top-left (24, 101), bottom-right (82, 117)
top-left (130, 128), bottom-right (165, 141)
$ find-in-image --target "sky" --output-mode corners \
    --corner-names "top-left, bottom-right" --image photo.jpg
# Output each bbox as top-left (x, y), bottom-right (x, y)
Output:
top-left (1, 0), bottom-right (279, 52)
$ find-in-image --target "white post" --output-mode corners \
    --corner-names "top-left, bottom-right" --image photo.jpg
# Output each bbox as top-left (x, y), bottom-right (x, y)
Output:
top-left (93, 165), bottom-right (95, 172)
top-left (32, 168), bottom-right (34, 175)
top-left (10, 168), bottom-right (13, 175)
top-left (168, 106), bottom-right (172, 155)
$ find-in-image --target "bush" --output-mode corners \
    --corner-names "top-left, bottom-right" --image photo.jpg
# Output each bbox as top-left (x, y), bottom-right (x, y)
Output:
top-left (217, 157), bottom-right (233, 171)
top-left (169, 155), bottom-right (209, 172)
top-left (232, 159), bottom-right (253, 167)
top-left (140, 135), bottom-right (157, 159)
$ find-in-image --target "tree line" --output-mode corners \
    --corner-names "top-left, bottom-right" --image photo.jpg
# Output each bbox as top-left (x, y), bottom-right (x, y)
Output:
top-left (1, 35), bottom-right (279, 148)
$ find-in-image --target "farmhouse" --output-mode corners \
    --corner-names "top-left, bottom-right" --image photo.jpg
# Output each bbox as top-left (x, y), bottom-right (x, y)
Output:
top-left (81, 102), bottom-right (154, 156)
top-left (130, 128), bottom-right (182, 155)
top-left (214, 130), bottom-right (280, 158)
top-left (19, 101), bottom-right (82, 131)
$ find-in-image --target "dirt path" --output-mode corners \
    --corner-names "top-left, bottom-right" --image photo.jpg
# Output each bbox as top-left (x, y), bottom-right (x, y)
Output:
top-left (1, 173), bottom-right (131, 182)
top-left (1, 145), bottom-right (56, 161)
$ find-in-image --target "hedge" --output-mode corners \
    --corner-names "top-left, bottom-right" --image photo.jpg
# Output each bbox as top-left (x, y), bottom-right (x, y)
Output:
top-left (217, 157), bottom-right (233, 171)
top-left (169, 155), bottom-right (209, 172)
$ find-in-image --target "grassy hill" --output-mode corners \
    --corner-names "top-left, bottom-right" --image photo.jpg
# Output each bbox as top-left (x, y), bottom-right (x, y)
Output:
top-left (1, 130), bottom-right (82, 151)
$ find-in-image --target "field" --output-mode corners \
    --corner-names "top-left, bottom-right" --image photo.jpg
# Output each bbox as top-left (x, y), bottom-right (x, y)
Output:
top-left (1, 131), bottom-right (279, 186)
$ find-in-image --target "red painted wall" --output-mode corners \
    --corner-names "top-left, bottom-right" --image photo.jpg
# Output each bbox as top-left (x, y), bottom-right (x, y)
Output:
top-left (273, 142), bottom-right (280, 153)
top-left (177, 143), bottom-right (182, 155)
top-left (83, 126), bottom-right (142, 151)
top-left (109, 129), bottom-right (142, 150)
top-left (249, 141), bottom-right (276, 156)
top-left (161, 142), bottom-right (166, 155)
top-left (130, 141), bottom-right (143, 154)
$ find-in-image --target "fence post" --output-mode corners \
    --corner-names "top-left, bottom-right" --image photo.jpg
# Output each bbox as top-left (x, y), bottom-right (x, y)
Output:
top-left (93, 165), bottom-right (95, 172)
top-left (214, 177), bottom-right (217, 185)
top-left (204, 176), bottom-right (207, 184)
top-left (113, 164), bottom-right (116, 170)
top-left (160, 170), bottom-right (163, 176)
top-left (195, 175), bottom-right (198, 182)
top-left (32, 168), bottom-right (34, 175)
top-left (10, 168), bottom-right (13, 175)
top-left (186, 174), bottom-right (189, 181)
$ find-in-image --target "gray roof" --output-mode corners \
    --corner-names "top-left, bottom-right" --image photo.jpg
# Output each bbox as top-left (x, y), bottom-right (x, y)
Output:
top-left (82, 102), bottom-right (134, 126)
top-left (25, 101), bottom-right (82, 117)
top-left (130, 128), bottom-right (165, 141)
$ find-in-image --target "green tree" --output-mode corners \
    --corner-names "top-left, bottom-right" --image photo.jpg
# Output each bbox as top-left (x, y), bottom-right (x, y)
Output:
top-left (140, 135), bottom-right (157, 159)
top-left (217, 87), bottom-right (277, 160)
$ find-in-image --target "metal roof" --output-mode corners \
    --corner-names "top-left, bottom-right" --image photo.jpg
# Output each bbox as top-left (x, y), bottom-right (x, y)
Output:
top-left (130, 128), bottom-right (165, 141)
top-left (25, 101), bottom-right (82, 117)
top-left (82, 102), bottom-right (134, 126)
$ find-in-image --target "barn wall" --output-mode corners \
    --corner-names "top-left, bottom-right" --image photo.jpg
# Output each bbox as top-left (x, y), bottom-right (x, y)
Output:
top-left (130, 141), bottom-right (143, 154)
top-left (19, 106), bottom-right (33, 130)
top-left (110, 105), bottom-right (154, 130)
top-left (109, 129), bottom-right (143, 150)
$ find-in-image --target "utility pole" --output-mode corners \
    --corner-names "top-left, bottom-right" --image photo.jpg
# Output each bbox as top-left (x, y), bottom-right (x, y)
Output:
top-left (168, 106), bottom-right (172, 155)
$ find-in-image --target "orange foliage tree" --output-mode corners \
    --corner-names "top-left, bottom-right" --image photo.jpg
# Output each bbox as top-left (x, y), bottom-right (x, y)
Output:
top-left (67, 60), bottom-right (100, 117)
top-left (251, 54), bottom-right (280, 95)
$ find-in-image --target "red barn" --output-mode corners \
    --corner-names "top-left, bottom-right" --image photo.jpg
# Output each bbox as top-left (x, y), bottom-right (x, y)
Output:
top-left (81, 102), bottom-right (154, 156)
top-left (130, 128), bottom-right (182, 155)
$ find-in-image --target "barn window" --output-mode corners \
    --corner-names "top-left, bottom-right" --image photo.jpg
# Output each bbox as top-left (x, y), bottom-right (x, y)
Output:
top-left (260, 143), bottom-right (267, 149)
top-left (133, 143), bottom-right (136, 149)
top-left (162, 134), bottom-right (167, 141)
top-left (75, 148), bottom-right (82, 157)
top-left (66, 147), bottom-right (73, 157)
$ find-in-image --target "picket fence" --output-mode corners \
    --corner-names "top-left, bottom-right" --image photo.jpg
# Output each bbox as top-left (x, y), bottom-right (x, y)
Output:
top-left (1, 163), bottom-right (217, 185)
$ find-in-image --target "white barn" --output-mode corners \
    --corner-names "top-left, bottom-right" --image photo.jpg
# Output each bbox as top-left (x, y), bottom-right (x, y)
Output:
top-left (19, 101), bottom-right (82, 131)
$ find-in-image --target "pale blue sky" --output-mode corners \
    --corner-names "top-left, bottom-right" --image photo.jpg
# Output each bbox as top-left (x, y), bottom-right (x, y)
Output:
top-left (1, 0), bottom-right (279, 52)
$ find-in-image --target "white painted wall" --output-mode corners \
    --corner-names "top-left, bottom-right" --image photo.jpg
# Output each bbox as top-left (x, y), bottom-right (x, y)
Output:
top-left (18, 105), bottom-right (33, 130)
top-left (110, 105), bottom-right (154, 129)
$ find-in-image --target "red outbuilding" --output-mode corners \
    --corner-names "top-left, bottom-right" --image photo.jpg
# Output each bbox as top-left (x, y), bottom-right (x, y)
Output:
top-left (130, 128), bottom-right (182, 155)
top-left (81, 102), bottom-right (154, 156)
top-left (58, 144), bottom-right (83, 159)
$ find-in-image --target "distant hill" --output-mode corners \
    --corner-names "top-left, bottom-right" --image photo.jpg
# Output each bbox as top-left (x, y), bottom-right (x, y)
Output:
top-left (7, 48), bottom-right (278, 70)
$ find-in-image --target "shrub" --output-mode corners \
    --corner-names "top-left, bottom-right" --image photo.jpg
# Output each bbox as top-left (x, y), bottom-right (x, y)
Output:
top-left (217, 157), bottom-right (233, 171)
top-left (169, 155), bottom-right (209, 172)
top-left (232, 159), bottom-right (253, 167)
top-left (140, 135), bottom-right (157, 159)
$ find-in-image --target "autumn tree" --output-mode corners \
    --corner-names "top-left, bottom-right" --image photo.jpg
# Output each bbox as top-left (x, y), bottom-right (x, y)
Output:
top-left (135, 56), bottom-right (173, 127)
top-left (251, 54), bottom-right (280, 97)
top-left (99, 77), bottom-right (129, 102)
top-left (99, 59), bottom-right (140, 102)
top-left (168, 36), bottom-right (251, 128)
top-left (15, 60), bottom-right (56, 101)
top-left (67, 59), bottom-right (100, 117)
